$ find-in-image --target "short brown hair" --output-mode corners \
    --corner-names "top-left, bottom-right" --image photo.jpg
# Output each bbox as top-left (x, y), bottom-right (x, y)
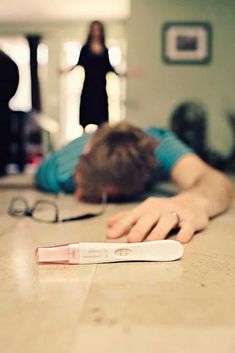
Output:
top-left (74, 122), bottom-right (158, 201)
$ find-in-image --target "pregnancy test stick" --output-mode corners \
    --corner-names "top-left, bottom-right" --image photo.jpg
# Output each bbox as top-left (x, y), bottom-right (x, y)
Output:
top-left (36, 240), bottom-right (183, 264)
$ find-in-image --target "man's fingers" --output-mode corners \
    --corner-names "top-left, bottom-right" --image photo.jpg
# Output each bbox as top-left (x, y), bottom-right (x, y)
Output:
top-left (127, 213), bottom-right (160, 243)
top-left (107, 204), bottom-right (148, 239)
top-left (107, 212), bottom-right (140, 239)
top-left (107, 201), bottom-right (146, 228)
top-left (145, 213), bottom-right (180, 241)
top-left (107, 211), bottom-right (128, 228)
top-left (175, 223), bottom-right (195, 243)
top-left (107, 218), bottom-right (134, 239)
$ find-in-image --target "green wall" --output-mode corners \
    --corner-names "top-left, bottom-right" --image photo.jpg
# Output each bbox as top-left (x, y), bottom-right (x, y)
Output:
top-left (126, 0), bottom-right (235, 154)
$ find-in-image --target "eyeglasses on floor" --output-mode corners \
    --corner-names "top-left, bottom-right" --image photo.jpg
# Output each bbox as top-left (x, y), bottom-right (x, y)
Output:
top-left (7, 194), bottom-right (107, 223)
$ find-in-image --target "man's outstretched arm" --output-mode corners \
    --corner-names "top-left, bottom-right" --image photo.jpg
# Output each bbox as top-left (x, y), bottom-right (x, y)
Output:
top-left (107, 154), bottom-right (234, 243)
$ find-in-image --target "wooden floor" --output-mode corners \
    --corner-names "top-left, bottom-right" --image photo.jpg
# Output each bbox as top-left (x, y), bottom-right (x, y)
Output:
top-left (0, 175), bottom-right (235, 353)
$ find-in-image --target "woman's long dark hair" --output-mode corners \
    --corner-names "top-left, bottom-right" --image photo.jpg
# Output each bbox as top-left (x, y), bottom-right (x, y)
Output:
top-left (85, 21), bottom-right (106, 47)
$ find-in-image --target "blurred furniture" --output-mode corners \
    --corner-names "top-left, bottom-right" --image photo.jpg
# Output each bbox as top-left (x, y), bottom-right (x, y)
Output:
top-left (226, 112), bottom-right (235, 172)
top-left (8, 111), bottom-right (58, 174)
top-left (170, 101), bottom-right (227, 170)
top-left (9, 110), bottom-right (28, 172)
top-left (9, 110), bottom-right (44, 173)
top-left (32, 112), bottom-right (59, 154)
top-left (170, 101), bottom-right (207, 157)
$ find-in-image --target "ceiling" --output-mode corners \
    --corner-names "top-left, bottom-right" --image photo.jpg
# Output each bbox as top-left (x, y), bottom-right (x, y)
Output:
top-left (0, 0), bottom-right (130, 22)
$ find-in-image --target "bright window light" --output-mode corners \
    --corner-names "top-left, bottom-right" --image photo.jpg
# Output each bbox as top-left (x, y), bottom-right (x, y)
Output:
top-left (108, 46), bottom-right (122, 66)
top-left (37, 43), bottom-right (48, 65)
top-left (64, 42), bottom-right (81, 66)
top-left (0, 37), bottom-right (31, 112)
top-left (66, 124), bottom-right (84, 141)
top-left (84, 124), bottom-right (98, 134)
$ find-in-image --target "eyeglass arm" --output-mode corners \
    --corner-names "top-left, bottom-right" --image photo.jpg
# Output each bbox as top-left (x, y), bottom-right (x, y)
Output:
top-left (61, 212), bottom-right (103, 222)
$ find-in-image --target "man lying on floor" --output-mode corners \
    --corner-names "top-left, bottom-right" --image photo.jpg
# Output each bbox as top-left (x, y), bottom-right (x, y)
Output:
top-left (35, 122), bottom-right (234, 243)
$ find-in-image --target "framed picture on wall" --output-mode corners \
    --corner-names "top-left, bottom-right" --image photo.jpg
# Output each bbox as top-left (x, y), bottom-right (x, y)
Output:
top-left (162, 22), bottom-right (212, 64)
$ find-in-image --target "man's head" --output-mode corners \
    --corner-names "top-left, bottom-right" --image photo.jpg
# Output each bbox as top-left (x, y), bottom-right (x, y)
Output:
top-left (74, 122), bottom-right (158, 202)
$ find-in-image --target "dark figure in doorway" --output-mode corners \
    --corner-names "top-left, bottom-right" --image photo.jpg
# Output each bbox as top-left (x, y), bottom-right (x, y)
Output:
top-left (60, 21), bottom-right (117, 128)
top-left (0, 50), bottom-right (19, 176)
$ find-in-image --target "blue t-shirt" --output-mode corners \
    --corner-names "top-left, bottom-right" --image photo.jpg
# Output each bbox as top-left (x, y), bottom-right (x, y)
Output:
top-left (35, 128), bottom-right (192, 194)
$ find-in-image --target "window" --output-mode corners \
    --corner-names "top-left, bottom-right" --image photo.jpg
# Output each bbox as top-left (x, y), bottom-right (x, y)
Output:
top-left (0, 36), bottom-right (31, 112)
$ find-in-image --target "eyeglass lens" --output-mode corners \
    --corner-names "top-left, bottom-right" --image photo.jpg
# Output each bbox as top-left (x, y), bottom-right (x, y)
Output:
top-left (32, 201), bottom-right (58, 223)
top-left (8, 198), bottom-right (28, 216)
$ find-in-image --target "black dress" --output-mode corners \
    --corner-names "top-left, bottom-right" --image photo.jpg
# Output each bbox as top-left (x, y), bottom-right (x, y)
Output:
top-left (76, 44), bottom-right (116, 128)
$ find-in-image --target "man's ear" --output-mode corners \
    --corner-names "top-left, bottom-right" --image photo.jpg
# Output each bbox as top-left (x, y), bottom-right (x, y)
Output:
top-left (75, 187), bottom-right (83, 199)
top-left (82, 141), bottom-right (91, 155)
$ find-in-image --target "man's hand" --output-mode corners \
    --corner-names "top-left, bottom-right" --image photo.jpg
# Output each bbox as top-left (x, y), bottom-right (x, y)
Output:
top-left (107, 155), bottom-right (233, 244)
top-left (107, 194), bottom-right (209, 243)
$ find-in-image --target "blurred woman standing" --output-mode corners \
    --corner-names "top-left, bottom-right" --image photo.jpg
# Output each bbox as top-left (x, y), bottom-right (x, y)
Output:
top-left (60, 21), bottom-right (118, 128)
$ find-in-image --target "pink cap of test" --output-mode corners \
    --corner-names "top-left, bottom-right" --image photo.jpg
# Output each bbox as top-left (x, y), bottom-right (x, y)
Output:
top-left (36, 244), bottom-right (79, 264)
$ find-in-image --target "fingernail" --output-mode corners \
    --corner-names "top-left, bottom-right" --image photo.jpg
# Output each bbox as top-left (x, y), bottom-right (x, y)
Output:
top-left (107, 230), bottom-right (115, 238)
